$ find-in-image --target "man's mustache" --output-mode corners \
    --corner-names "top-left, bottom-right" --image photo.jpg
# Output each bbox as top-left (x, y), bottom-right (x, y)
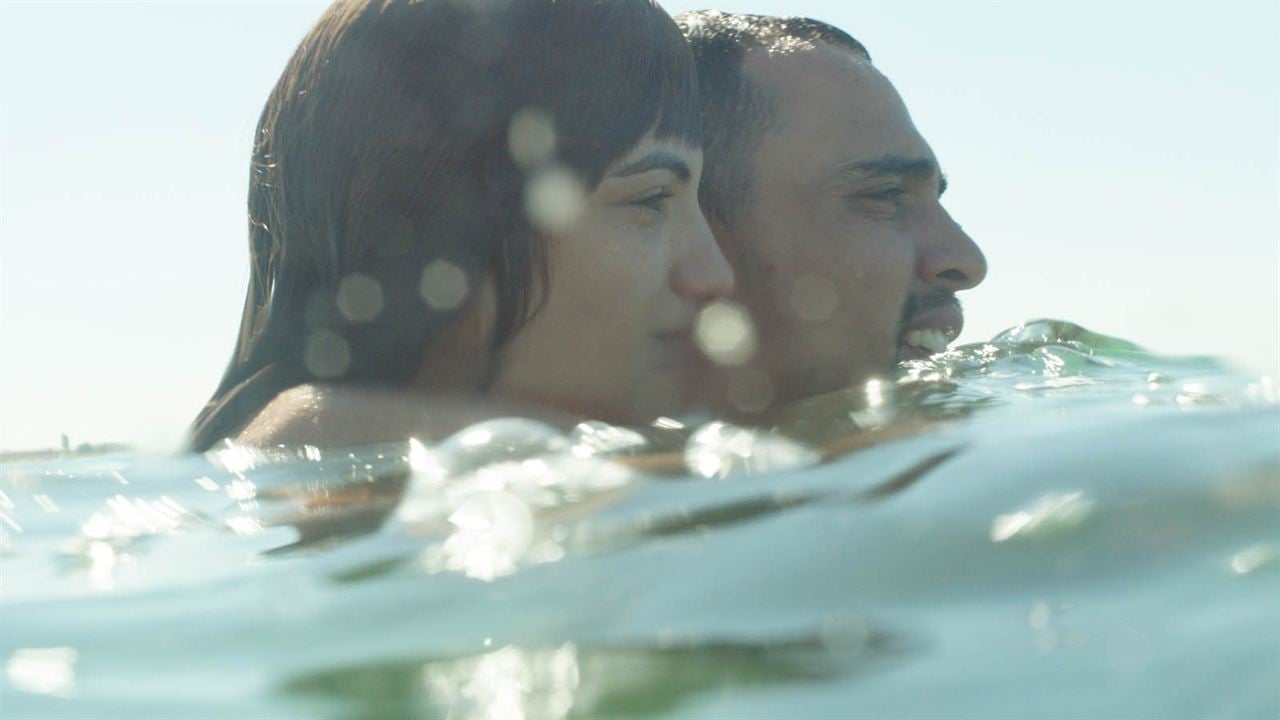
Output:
top-left (899, 290), bottom-right (962, 337)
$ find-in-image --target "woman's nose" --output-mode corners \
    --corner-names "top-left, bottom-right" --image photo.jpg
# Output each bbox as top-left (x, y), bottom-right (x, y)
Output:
top-left (672, 211), bottom-right (734, 302)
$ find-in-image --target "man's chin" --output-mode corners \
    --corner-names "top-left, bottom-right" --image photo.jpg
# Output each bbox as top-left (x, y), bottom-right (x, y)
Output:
top-left (896, 343), bottom-right (936, 363)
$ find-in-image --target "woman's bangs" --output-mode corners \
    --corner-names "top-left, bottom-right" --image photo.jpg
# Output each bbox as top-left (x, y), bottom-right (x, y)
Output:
top-left (541, 0), bottom-right (701, 183)
top-left (633, 2), bottom-right (702, 149)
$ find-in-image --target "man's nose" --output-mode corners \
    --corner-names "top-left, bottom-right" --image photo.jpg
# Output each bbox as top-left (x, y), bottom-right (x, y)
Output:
top-left (917, 206), bottom-right (987, 291)
top-left (672, 211), bottom-right (734, 302)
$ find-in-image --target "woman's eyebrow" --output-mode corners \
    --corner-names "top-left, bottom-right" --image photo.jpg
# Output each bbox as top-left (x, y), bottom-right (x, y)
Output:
top-left (607, 151), bottom-right (691, 181)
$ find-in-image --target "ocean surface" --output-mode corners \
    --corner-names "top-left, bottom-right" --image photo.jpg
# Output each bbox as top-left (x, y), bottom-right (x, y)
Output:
top-left (2, 319), bottom-right (1277, 719)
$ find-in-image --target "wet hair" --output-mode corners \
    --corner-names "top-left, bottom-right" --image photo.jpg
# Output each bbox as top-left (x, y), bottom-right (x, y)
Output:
top-left (190, 0), bottom-right (700, 451)
top-left (675, 11), bottom-right (869, 228)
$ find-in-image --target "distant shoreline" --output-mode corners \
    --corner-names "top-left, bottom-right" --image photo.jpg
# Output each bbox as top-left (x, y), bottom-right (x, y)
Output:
top-left (0, 443), bottom-right (133, 465)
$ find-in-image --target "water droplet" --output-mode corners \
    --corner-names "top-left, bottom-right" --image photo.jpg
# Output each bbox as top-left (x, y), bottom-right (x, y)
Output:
top-left (569, 421), bottom-right (649, 457)
top-left (694, 300), bottom-right (757, 366)
top-left (407, 437), bottom-right (437, 473)
top-left (419, 259), bottom-right (470, 311)
top-left (990, 492), bottom-right (1094, 542)
top-left (397, 420), bottom-right (628, 579)
top-left (336, 273), bottom-right (384, 323)
top-left (304, 331), bottom-right (351, 378)
top-left (684, 421), bottom-right (819, 478)
top-left (1175, 382), bottom-right (1210, 407)
top-left (525, 166), bottom-right (585, 234)
top-left (459, 427), bottom-right (495, 448)
top-left (1229, 543), bottom-right (1277, 575)
top-left (439, 491), bottom-right (535, 581)
top-left (508, 107), bottom-right (556, 168)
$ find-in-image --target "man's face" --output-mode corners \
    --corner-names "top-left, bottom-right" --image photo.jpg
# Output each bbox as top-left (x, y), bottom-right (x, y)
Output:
top-left (716, 43), bottom-right (986, 409)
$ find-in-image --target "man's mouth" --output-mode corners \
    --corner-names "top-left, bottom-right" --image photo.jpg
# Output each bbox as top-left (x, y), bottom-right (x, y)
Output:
top-left (897, 292), bottom-right (964, 361)
top-left (902, 328), bottom-right (952, 354)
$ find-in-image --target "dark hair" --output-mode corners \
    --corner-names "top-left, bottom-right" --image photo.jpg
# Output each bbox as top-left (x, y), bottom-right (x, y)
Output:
top-left (675, 11), bottom-right (869, 228)
top-left (190, 0), bottom-right (700, 451)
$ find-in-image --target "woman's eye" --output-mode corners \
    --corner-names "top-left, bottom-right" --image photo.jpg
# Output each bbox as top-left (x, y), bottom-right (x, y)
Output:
top-left (633, 188), bottom-right (674, 212)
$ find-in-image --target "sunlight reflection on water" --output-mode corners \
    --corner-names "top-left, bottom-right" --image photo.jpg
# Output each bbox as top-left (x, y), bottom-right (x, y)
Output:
top-left (6, 647), bottom-right (78, 698)
top-left (1, 320), bottom-right (1276, 718)
top-left (990, 492), bottom-right (1095, 543)
top-left (424, 644), bottom-right (580, 720)
top-left (397, 419), bottom-right (632, 580)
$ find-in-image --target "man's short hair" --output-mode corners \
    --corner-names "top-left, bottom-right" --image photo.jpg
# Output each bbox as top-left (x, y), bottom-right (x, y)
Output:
top-left (675, 11), bottom-right (870, 228)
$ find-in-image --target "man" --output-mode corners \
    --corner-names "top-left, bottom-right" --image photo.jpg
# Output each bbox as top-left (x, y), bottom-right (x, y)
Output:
top-left (677, 12), bottom-right (987, 421)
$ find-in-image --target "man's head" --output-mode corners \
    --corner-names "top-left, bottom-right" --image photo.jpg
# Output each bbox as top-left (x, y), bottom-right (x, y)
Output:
top-left (677, 11), bottom-right (987, 413)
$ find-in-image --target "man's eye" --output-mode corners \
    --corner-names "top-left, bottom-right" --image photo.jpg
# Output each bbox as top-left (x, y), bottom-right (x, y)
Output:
top-left (860, 186), bottom-right (906, 203)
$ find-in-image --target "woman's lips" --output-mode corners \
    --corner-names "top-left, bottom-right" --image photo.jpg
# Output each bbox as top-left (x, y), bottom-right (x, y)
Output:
top-left (650, 330), bottom-right (704, 407)
top-left (652, 328), bottom-right (702, 371)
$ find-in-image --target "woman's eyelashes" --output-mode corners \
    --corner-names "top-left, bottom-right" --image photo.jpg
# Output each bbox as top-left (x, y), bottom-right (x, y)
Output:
top-left (636, 188), bottom-right (674, 210)
top-left (629, 187), bottom-right (675, 223)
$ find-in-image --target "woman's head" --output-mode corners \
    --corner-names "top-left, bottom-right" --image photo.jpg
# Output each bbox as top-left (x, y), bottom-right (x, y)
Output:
top-left (484, 129), bottom-right (732, 425)
top-left (192, 0), bottom-right (730, 449)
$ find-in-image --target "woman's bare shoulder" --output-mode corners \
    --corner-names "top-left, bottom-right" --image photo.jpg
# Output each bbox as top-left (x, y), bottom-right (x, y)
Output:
top-left (235, 384), bottom-right (578, 448)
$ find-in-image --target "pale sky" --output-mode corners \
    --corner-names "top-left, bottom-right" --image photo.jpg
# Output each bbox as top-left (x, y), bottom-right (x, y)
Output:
top-left (2, 1), bottom-right (1277, 451)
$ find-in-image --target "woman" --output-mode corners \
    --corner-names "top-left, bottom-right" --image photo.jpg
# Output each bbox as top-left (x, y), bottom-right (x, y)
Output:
top-left (189, 0), bottom-right (732, 451)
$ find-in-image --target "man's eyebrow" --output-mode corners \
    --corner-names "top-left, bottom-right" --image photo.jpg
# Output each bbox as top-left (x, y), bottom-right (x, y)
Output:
top-left (835, 155), bottom-right (948, 196)
top-left (607, 151), bottom-right (691, 182)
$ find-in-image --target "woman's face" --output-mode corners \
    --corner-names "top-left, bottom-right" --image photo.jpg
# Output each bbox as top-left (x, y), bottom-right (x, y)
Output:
top-left (486, 135), bottom-right (734, 424)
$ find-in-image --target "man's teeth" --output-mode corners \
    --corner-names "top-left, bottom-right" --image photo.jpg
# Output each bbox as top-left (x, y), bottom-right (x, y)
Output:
top-left (904, 328), bottom-right (950, 353)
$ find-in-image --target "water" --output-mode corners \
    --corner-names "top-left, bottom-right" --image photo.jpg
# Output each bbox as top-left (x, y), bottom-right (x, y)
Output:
top-left (2, 320), bottom-right (1277, 719)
